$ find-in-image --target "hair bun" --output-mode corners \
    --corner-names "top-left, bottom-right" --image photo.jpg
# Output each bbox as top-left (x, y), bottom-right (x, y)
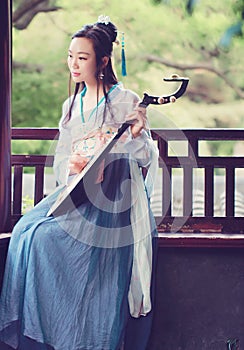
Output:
top-left (96, 15), bottom-right (117, 43)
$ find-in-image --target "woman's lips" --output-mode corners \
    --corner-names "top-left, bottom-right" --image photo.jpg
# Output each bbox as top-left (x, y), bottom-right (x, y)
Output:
top-left (72, 72), bottom-right (81, 77)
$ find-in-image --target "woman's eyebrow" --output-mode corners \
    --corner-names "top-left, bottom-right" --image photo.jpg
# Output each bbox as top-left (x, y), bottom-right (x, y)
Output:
top-left (68, 49), bottom-right (90, 55)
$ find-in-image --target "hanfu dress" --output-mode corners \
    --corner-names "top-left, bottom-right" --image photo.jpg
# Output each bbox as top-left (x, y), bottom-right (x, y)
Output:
top-left (0, 83), bottom-right (158, 350)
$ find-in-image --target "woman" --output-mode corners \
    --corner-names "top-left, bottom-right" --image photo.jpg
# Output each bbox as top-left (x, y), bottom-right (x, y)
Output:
top-left (0, 16), bottom-right (158, 350)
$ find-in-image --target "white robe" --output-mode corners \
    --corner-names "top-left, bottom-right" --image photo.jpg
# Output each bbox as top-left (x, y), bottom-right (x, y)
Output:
top-left (53, 82), bottom-right (159, 317)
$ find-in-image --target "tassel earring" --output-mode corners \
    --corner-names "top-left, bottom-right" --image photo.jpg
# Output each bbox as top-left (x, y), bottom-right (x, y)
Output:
top-left (121, 32), bottom-right (127, 77)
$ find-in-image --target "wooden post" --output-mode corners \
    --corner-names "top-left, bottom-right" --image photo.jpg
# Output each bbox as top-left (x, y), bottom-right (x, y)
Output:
top-left (0, 0), bottom-right (12, 232)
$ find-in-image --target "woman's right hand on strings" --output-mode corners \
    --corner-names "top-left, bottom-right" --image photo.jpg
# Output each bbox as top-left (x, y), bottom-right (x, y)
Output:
top-left (68, 152), bottom-right (90, 175)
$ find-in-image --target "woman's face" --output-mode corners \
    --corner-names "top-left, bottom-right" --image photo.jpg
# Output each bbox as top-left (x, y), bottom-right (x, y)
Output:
top-left (67, 37), bottom-right (97, 85)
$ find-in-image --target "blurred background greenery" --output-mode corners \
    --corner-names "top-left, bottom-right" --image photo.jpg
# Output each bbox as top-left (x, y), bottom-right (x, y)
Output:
top-left (11, 0), bottom-right (244, 156)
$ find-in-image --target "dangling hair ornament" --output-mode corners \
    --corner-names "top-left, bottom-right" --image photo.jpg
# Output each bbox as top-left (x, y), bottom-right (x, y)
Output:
top-left (97, 15), bottom-right (127, 76)
top-left (97, 15), bottom-right (110, 25)
top-left (121, 32), bottom-right (127, 76)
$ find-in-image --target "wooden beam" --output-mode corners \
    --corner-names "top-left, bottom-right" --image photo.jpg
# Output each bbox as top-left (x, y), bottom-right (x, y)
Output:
top-left (0, 0), bottom-right (12, 232)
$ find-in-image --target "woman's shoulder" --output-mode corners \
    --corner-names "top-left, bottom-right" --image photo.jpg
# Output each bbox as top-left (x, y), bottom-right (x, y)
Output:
top-left (106, 83), bottom-right (140, 124)
top-left (62, 95), bottom-right (74, 112)
top-left (58, 94), bottom-right (79, 128)
top-left (112, 83), bottom-right (140, 104)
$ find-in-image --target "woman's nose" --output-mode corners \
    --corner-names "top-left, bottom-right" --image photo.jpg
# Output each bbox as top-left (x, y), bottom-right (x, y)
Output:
top-left (72, 59), bottom-right (79, 68)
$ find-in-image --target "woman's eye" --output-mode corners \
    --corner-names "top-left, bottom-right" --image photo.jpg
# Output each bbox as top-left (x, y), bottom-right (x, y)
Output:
top-left (79, 57), bottom-right (87, 61)
top-left (68, 54), bottom-right (72, 58)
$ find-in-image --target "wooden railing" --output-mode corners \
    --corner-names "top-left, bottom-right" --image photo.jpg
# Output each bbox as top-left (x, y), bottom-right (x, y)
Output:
top-left (10, 127), bottom-right (244, 247)
top-left (11, 128), bottom-right (59, 226)
top-left (151, 129), bottom-right (244, 229)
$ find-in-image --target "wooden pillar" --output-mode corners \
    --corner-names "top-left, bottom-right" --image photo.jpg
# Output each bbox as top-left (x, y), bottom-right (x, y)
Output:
top-left (0, 0), bottom-right (12, 232)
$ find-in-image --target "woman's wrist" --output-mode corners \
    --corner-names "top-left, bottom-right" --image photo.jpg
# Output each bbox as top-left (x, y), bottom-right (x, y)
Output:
top-left (131, 130), bottom-right (142, 138)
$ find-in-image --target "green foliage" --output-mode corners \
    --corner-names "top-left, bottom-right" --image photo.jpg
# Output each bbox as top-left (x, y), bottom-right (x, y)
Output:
top-left (11, 139), bottom-right (55, 155)
top-left (12, 70), bottom-right (66, 127)
top-left (233, 0), bottom-right (244, 17)
top-left (22, 195), bottom-right (34, 213)
top-left (207, 140), bottom-right (235, 157)
top-left (12, 0), bottom-right (244, 158)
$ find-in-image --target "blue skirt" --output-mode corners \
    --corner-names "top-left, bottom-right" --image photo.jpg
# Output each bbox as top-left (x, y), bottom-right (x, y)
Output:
top-left (0, 156), bottom-right (157, 350)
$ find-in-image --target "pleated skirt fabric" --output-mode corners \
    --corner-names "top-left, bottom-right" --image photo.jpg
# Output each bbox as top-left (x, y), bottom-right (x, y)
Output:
top-left (0, 155), bottom-right (156, 350)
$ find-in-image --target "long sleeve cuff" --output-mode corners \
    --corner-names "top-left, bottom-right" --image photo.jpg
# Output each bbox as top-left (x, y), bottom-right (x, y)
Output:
top-left (124, 129), bottom-right (152, 167)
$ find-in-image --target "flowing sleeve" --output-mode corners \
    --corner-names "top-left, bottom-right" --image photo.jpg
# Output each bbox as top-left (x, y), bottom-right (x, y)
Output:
top-left (53, 99), bottom-right (72, 186)
top-left (110, 88), bottom-right (159, 197)
top-left (116, 90), bottom-right (158, 168)
top-left (124, 128), bottom-right (158, 167)
top-left (124, 129), bottom-right (159, 198)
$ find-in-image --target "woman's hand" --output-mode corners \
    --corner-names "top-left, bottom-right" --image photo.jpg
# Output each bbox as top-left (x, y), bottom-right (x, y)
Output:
top-left (126, 106), bottom-right (147, 138)
top-left (68, 152), bottom-right (90, 175)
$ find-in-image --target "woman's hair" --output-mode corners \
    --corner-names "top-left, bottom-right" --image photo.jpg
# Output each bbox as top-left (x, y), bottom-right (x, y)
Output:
top-left (65, 19), bottom-right (119, 124)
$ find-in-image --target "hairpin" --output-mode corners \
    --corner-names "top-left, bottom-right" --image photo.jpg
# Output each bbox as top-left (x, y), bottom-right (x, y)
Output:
top-left (97, 15), bottom-right (110, 25)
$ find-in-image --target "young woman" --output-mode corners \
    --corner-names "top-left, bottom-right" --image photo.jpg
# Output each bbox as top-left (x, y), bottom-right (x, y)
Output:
top-left (0, 16), bottom-right (158, 350)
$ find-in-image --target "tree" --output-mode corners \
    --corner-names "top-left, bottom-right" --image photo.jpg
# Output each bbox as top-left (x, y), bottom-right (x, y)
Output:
top-left (11, 0), bottom-right (66, 128)
top-left (13, 0), bottom-right (61, 30)
top-left (12, 0), bottom-right (62, 73)
top-left (147, 0), bottom-right (244, 99)
top-left (11, 0), bottom-right (244, 132)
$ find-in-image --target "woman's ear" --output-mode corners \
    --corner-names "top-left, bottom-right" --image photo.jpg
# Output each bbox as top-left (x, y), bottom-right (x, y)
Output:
top-left (101, 56), bottom-right (109, 68)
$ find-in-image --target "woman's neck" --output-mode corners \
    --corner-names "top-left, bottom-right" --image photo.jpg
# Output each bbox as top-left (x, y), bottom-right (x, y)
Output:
top-left (80, 81), bottom-right (118, 123)
top-left (84, 81), bottom-right (113, 99)
top-left (81, 82), bottom-right (109, 117)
